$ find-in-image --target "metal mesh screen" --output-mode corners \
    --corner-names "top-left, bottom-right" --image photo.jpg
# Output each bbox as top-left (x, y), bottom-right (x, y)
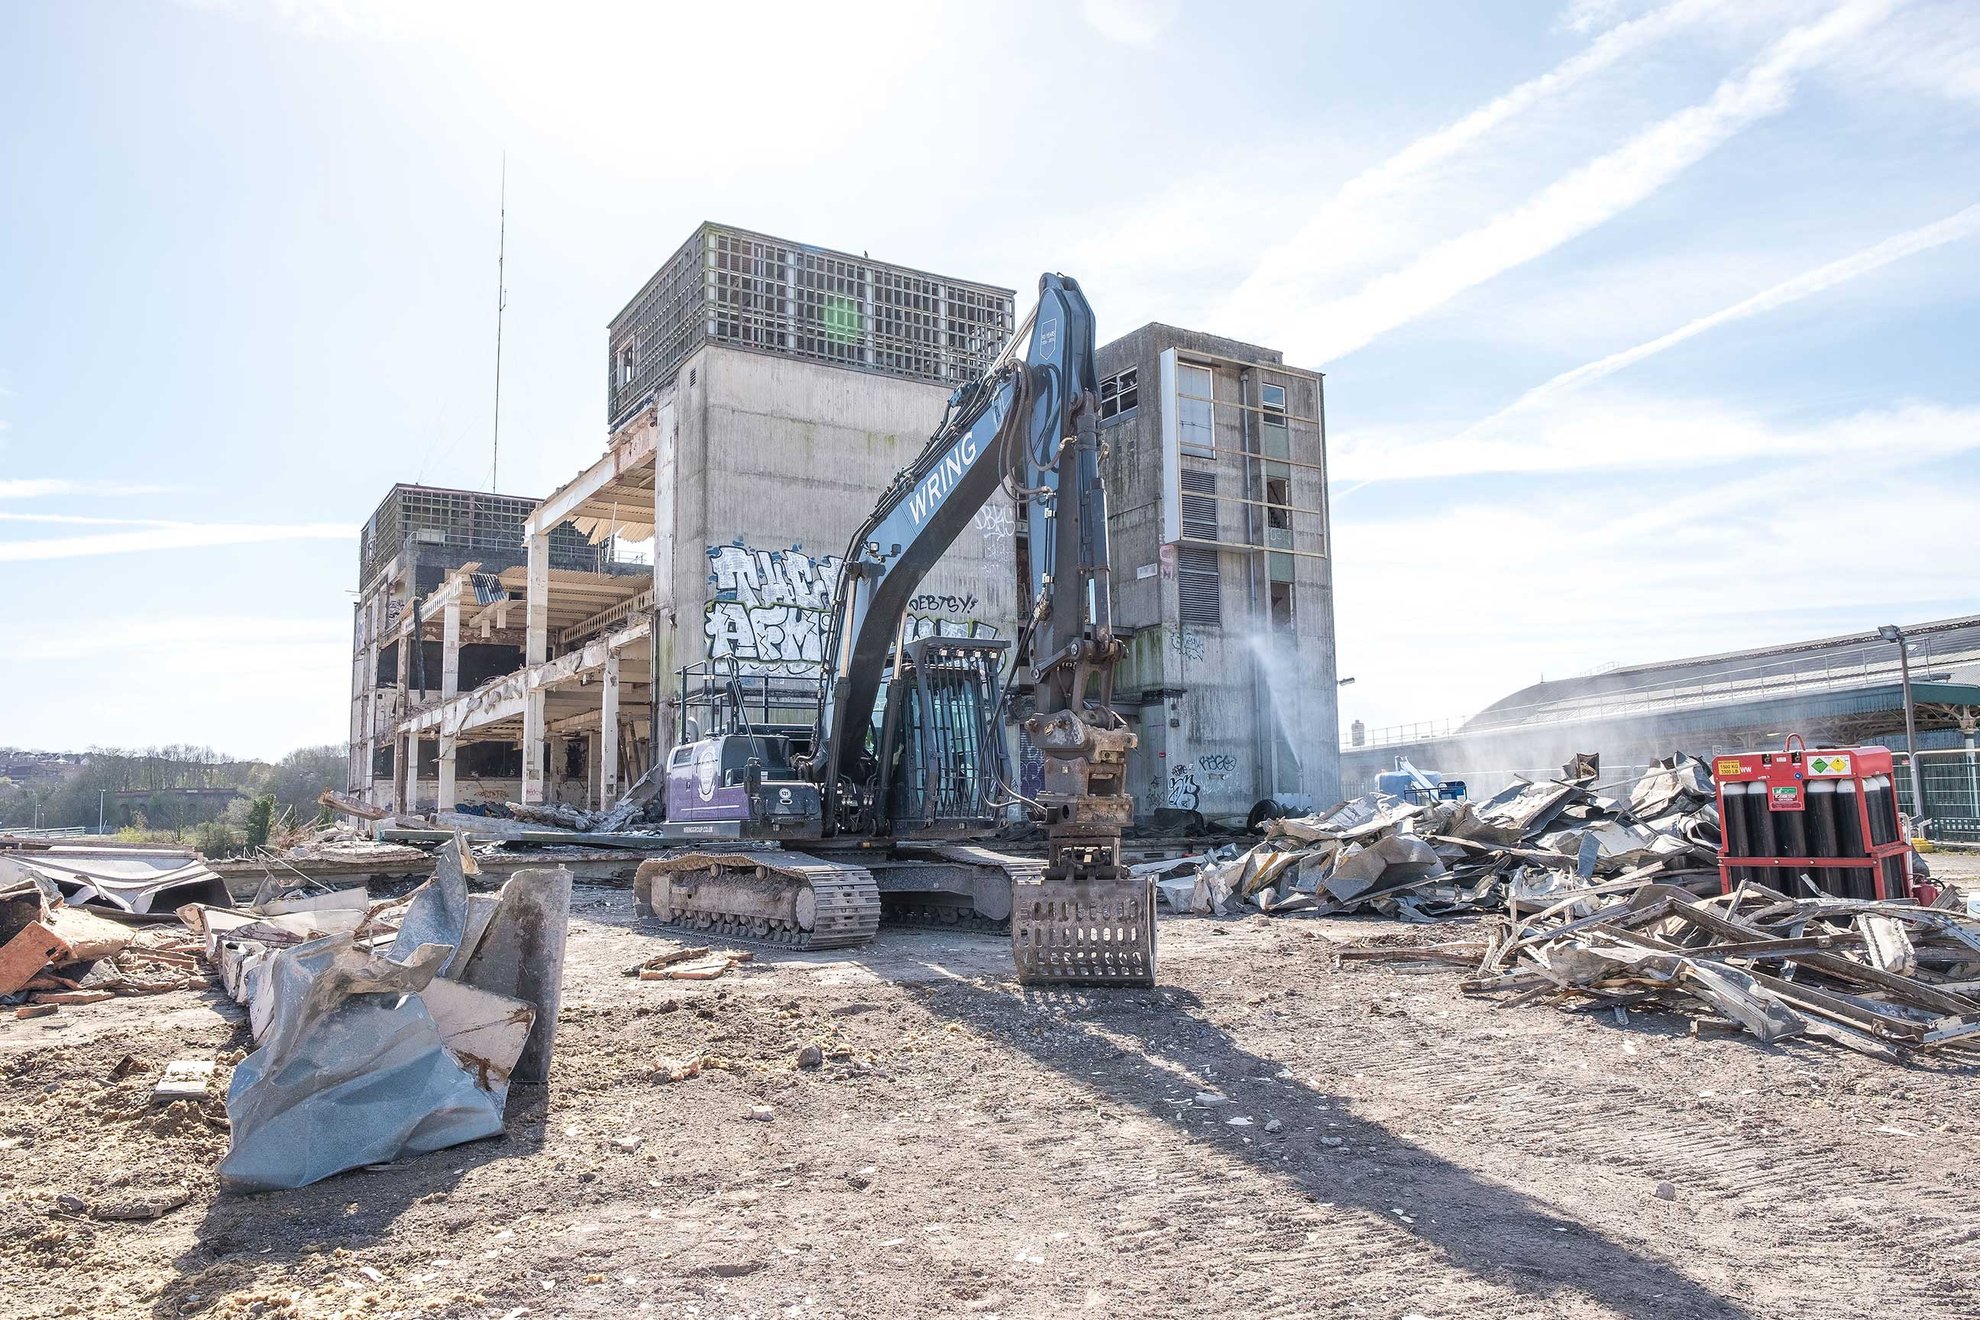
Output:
top-left (358, 486), bottom-right (613, 588)
top-left (608, 224), bottom-right (1015, 427)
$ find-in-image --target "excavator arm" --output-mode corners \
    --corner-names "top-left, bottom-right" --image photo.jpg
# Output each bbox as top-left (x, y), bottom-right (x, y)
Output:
top-left (811, 272), bottom-right (1155, 986)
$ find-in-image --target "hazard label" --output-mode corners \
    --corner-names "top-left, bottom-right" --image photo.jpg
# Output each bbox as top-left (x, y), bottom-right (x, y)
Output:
top-left (1806, 753), bottom-right (1853, 776)
top-left (1715, 758), bottom-right (1743, 777)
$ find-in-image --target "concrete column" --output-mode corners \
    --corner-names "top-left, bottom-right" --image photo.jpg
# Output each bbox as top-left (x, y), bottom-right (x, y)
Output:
top-left (526, 533), bottom-right (549, 666)
top-left (522, 694), bottom-right (546, 806)
top-left (438, 731), bottom-right (457, 811)
top-left (442, 590), bottom-right (461, 700)
top-left (601, 648), bottom-right (621, 808)
top-left (522, 532), bottom-right (549, 806)
top-left (587, 728), bottom-right (602, 811)
top-left (397, 730), bottom-right (415, 815)
top-left (549, 735), bottom-right (568, 807)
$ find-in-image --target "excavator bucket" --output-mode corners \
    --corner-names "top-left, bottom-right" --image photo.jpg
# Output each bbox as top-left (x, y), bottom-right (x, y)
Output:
top-left (1010, 875), bottom-right (1156, 987)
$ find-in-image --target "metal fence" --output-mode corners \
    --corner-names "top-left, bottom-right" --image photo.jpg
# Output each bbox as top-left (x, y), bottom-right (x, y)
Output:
top-left (1893, 748), bottom-right (1980, 841)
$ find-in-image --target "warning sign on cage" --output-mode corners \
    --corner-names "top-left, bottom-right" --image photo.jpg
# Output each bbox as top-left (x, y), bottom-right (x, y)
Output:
top-left (1806, 753), bottom-right (1853, 776)
top-left (1715, 758), bottom-right (1743, 777)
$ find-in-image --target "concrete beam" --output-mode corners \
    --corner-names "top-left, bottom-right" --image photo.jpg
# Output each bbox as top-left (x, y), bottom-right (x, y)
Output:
top-left (524, 427), bottom-right (656, 538)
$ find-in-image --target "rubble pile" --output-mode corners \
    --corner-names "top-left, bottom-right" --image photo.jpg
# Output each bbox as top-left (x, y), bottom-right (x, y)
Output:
top-left (1166, 753), bottom-right (1724, 920)
top-left (1368, 883), bottom-right (1980, 1063)
top-left (1, 874), bottom-right (209, 1018)
top-left (176, 838), bottom-right (571, 1191)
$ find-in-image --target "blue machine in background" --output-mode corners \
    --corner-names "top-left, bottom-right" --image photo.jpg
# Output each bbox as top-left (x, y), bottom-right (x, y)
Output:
top-left (1376, 758), bottom-right (1467, 805)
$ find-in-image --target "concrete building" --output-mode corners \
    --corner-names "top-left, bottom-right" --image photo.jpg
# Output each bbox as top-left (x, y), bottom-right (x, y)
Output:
top-left (1088, 325), bottom-right (1341, 818)
top-left (359, 225), bottom-right (1019, 813)
top-left (349, 484), bottom-right (652, 810)
top-left (352, 224), bottom-right (1342, 823)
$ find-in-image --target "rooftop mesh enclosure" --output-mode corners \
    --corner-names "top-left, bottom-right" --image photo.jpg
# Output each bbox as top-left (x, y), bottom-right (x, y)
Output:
top-left (608, 224), bottom-right (1015, 427)
top-left (359, 485), bottom-right (614, 587)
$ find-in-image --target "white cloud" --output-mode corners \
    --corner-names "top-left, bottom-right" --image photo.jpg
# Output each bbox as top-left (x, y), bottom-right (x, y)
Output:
top-left (0, 478), bottom-right (178, 499)
top-left (1217, 0), bottom-right (1728, 336)
top-left (1238, 0), bottom-right (1900, 364)
top-left (1334, 393), bottom-right (1980, 485)
top-left (1331, 399), bottom-right (1980, 732)
top-left (0, 522), bottom-right (355, 562)
top-left (0, 511), bottom-right (182, 527)
top-left (8, 616), bottom-right (347, 663)
top-left (1081, 0), bottom-right (1180, 45)
top-left (1468, 202), bottom-right (1980, 430)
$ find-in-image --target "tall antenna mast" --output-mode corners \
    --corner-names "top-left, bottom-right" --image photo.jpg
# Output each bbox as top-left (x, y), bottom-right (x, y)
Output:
top-left (491, 153), bottom-right (507, 491)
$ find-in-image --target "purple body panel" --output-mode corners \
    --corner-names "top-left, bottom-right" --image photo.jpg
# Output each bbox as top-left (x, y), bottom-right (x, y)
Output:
top-left (666, 740), bottom-right (753, 822)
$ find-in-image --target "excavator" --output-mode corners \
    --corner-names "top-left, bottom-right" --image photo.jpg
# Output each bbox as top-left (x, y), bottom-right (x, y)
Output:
top-left (631, 273), bottom-right (1154, 986)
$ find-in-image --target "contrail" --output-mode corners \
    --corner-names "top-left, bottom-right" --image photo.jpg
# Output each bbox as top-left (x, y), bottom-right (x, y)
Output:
top-left (0, 522), bottom-right (355, 562)
top-left (1473, 201), bottom-right (1980, 430)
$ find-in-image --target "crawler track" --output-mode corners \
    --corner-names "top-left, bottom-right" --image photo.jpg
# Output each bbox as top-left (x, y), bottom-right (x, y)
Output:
top-left (633, 850), bottom-right (881, 951)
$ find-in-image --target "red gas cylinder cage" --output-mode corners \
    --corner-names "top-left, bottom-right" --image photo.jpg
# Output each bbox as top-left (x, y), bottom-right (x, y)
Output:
top-left (1711, 735), bottom-right (1912, 900)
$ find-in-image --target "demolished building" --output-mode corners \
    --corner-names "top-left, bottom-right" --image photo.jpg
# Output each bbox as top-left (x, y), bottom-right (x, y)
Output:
top-left (349, 224), bottom-right (1342, 825)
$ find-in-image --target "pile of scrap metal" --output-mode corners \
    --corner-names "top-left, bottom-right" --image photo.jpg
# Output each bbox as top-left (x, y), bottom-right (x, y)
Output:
top-left (175, 838), bottom-right (571, 1192)
top-left (1369, 883), bottom-right (1980, 1063)
top-left (0, 837), bottom-right (231, 917)
top-left (0, 874), bottom-right (205, 1017)
top-left (1163, 753), bottom-right (1723, 920)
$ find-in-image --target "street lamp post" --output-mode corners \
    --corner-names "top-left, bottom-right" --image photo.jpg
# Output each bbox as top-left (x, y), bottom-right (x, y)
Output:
top-left (1878, 624), bottom-right (1928, 839)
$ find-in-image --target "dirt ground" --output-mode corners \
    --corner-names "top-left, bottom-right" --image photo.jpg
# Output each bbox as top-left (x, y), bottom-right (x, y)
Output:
top-left (5, 867), bottom-right (1980, 1320)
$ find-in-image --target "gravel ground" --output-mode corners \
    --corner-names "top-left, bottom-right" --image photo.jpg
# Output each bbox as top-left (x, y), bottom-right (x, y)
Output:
top-left (4, 884), bottom-right (1978, 1320)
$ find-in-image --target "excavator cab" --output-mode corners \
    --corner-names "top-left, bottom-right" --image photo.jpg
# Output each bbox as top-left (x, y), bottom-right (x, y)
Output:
top-left (878, 637), bottom-right (1011, 836)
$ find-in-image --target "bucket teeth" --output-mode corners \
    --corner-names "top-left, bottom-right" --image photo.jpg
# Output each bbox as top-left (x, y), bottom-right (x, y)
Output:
top-left (1011, 877), bottom-right (1156, 987)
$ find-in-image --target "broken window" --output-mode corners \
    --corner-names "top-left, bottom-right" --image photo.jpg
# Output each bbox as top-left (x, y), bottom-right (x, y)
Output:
top-left (371, 745), bottom-right (394, 778)
top-left (1099, 368), bottom-right (1138, 419)
top-left (460, 742), bottom-right (522, 778)
top-left (1265, 476), bottom-right (1290, 531)
top-left (1269, 580), bottom-right (1295, 633)
top-left (1176, 363), bottom-right (1215, 456)
top-left (617, 340), bottom-right (637, 387)
top-left (1177, 546), bottom-right (1222, 629)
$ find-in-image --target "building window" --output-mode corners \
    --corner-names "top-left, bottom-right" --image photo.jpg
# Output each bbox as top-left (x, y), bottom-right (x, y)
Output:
top-left (1269, 580), bottom-right (1295, 633)
top-left (1177, 546), bottom-right (1222, 629)
top-left (1265, 475), bottom-right (1291, 531)
top-left (1260, 381), bottom-right (1286, 414)
top-left (1176, 362), bottom-right (1215, 456)
top-left (1180, 469), bottom-right (1219, 540)
top-left (617, 341), bottom-right (637, 387)
top-left (1099, 368), bottom-right (1139, 419)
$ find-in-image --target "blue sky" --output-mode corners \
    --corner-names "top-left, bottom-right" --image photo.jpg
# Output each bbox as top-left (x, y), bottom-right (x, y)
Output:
top-left (1, 0), bottom-right (1976, 758)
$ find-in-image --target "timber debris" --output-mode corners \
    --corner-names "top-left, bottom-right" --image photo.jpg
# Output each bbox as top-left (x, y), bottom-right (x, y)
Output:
top-left (1352, 883), bottom-right (1980, 1063)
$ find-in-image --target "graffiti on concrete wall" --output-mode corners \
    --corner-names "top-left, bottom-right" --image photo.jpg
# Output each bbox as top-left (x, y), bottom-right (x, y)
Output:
top-left (973, 505), bottom-right (1016, 544)
top-left (703, 543), bottom-right (997, 671)
top-left (908, 591), bottom-right (979, 615)
top-left (1171, 628), bottom-right (1204, 662)
top-left (1197, 752), bottom-right (1237, 780)
top-left (1162, 763), bottom-right (1201, 811)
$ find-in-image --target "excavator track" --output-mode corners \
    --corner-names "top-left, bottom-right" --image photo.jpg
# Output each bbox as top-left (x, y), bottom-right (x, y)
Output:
top-left (877, 844), bottom-right (1043, 935)
top-left (632, 850), bottom-right (881, 951)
